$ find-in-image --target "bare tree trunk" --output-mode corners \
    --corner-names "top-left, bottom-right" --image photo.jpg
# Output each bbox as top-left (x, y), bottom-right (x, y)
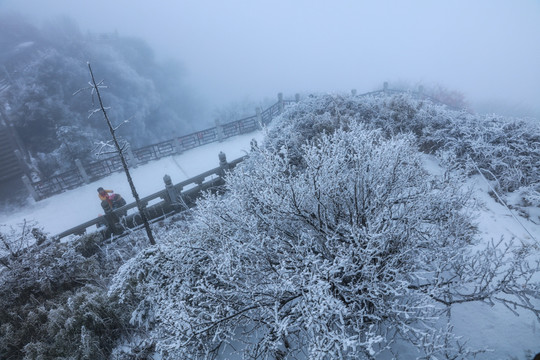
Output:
top-left (87, 63), bottom-right (156, 245)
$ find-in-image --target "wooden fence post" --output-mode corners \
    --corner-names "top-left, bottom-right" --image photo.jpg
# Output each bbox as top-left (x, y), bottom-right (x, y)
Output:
top-left (418, 85), bottom-right (424, 98)
top-left (351, 89), bottom-right (357, 96)
top-left (383, 82), bottom-right (388, 93)
top-left (22, 174), bottom-right (40, 201)
top-left (278, 92), bottom-right (284, 113)
top-left (75, 159), bottom-right (90, 184)
top-left (295, 93), bottom-right (300, 102)
top-left (215, 119), bottom-right (224, 142)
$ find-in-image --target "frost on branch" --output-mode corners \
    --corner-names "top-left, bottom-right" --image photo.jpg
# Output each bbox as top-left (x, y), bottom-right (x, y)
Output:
top-left (109, 121), bottom-right (538, 359)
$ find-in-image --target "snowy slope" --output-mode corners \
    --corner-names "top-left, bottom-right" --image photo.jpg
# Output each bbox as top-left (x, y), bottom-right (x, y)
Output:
top-left (416, 156), bottom-right (540, 359)
top-left (450, 174), bottom-right (539, 359)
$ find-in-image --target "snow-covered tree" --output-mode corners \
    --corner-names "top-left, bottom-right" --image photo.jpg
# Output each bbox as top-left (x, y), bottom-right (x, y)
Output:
top-left (0, 13), bottom-right (201, 176)
top-left (110, 120), bottom-right (539, 359)
top-left (2, 91), bottom-right (538, 358)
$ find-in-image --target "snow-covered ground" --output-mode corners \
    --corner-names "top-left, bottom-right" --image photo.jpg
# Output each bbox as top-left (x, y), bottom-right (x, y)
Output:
top-left (423, 157), bottom-right (539, 359)
top-left (381, 158), bottom-right (540, 359)
top-left (0, 131), bottom-right (538, 358)
top-left (450, 174), bottom-right (539, 359)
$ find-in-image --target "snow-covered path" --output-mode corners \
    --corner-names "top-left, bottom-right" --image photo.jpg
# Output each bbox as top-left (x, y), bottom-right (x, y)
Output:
top-left (0, 132), bottom-right (264, 236)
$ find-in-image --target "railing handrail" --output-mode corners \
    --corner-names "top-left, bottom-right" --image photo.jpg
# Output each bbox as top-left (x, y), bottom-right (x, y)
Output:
top-left (230, 114), bottom-right (257, 123)
top-left (28, 98), bottom-right (292, 201)
top-left (50, 85), bottom-right (464, 240)
top-left (54, 155), bottom-right (246, 239)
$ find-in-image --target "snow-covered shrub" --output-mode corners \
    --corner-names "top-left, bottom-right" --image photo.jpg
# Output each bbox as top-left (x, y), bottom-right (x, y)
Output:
top-left (430, 115), bottom-right (540, 192)
top-left (109, 122), bottom-right (538, 359)
top-left (0, 234), bottom-right (105, 358)
top-left (516, 185), bottom-right (540, 208)
top-left (265, 93), bottom-right (453, 158)
top-left (21, 285), bottom-right (129, 360)
top-left (109, 338), bottom-right (155, 360)
top-left (0, 228), bottom-right (149, 359)
top-left (0, 220), bottom-right (43, 260)
top-left (269, 93), bottom-right (539, 193)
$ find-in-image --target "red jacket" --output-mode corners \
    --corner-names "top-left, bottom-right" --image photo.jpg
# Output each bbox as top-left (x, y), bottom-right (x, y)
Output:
top-left (98, 189), bottom-right (113, 201)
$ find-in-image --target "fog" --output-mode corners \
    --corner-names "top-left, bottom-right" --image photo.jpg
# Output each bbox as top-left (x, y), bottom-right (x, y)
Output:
top-left (2, 0), bottom-right (540, 117)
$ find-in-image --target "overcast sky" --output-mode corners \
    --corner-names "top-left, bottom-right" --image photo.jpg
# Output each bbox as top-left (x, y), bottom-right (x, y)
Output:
top-left (1, 0), bottom-right (540, 116)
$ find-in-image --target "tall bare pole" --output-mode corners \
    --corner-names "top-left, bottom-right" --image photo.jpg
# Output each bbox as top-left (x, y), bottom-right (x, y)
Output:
top-left (87, 62), bottom-right (156, 245)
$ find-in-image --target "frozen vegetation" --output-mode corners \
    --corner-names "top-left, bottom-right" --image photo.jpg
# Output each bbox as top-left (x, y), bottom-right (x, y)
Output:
top-left (1, 93), bottom-right (539, 359)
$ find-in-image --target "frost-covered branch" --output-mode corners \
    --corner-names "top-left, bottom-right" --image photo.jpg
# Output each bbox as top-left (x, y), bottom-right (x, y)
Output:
top-left (80, 62), bottom-right (155, 245)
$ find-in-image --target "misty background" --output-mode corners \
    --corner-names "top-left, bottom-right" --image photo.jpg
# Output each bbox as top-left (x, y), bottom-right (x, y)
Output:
top-left (3, 0), bottom-right (540, 113)
top-left (0, 0), bottom-right (539, 178)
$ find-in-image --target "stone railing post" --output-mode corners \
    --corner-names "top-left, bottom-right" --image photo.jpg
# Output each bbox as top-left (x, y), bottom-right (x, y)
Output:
top-left (383, 82), bottom-right (388, 93)
top-left (174, 137), bottom-right (184, 154)
top-left (278, 92), bottom-right (284, 113)
top-left (295, 93), bottom-right (300, 102)
top-left (219, 151), bottom-right (229, 177)
top-left (75, 159), bottom-right (90, 184)
top-left (22, 175), bottom-right (40, 201)
top-left (163, 174), bottom-right (178, 205)
top-left (215, 119), bottom-right (224, 142)
top-left (256, 107), bottom-right (263, 129)
top-left (126, 144), bottom-right (138, 168)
